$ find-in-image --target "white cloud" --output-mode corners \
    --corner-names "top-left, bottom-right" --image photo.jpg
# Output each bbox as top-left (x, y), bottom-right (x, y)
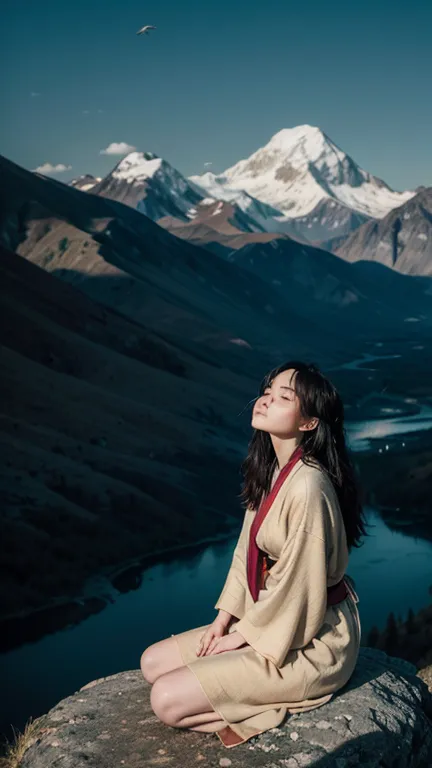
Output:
top-left (30, 91), bottom-right (40, 97)
top-left (82, 109), bottom-right (90, 114)
top-left (33, 162), bottom-right (72, 174)
top-left (204, 161), bottom-right (213, 166)
top-left (100, 141), bottom-right (136, 155)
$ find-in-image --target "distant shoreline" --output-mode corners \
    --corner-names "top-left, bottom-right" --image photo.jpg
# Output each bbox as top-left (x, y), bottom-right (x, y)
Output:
top-left (0, 528), bottom-right (238, 653)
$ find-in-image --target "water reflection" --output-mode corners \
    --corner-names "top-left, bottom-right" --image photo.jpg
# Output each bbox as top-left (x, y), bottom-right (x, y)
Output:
top-left (346, 403), bottom-right (432, 451)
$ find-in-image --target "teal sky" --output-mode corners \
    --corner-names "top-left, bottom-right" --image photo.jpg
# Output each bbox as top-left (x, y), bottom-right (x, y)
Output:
top-left (1, 0), bottom-right (431, 190)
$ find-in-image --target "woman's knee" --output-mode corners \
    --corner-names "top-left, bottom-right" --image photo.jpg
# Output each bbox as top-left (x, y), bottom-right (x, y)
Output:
top-left (140, 636), bottom-right (184, 684)
top-left (140, 645), bottom-right (159, 684)
top-left (150, 675), bottom-right (178, 726)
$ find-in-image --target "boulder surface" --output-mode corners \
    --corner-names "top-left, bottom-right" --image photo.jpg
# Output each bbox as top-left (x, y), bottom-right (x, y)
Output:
top-left (12, 648), bottom-right (432, 767)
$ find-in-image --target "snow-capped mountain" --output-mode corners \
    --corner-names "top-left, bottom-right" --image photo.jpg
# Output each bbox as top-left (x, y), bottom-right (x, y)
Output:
top-left (69, 127), bottom-right (419, 254)
top-left (91, 151), bottom-right (205, 222)
top-left (89, 150), bottom-right (295, 238)
top-left (189, 124), bottom-right (415, 221)
top-left (70, 174), bottom-right (101, 191)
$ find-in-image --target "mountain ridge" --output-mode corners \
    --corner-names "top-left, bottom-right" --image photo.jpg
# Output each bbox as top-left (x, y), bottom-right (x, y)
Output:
top-left (189, 124), bottom-right (415, 220)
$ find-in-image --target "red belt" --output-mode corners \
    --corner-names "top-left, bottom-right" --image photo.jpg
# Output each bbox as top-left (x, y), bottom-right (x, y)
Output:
top-left (261, 555), bottom-right (348, 605)
top-left (327, 578), bottom-right (348, 605)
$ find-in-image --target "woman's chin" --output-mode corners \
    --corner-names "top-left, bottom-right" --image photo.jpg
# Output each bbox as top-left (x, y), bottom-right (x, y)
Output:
top-left (251, 415), bottom-right (269, 431)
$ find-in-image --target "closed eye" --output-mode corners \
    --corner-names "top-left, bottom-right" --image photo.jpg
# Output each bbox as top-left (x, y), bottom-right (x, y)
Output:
top-left (264, 389), bottom-right (293, 402)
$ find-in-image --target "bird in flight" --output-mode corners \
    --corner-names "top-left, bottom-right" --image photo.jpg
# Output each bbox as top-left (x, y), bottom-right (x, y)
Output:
top-left (137, 25), bottom-right (156, 36)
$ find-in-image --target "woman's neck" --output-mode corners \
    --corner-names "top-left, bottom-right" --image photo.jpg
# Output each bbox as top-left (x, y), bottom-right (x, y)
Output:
top-left (271, 436), bottom-right (302, 469)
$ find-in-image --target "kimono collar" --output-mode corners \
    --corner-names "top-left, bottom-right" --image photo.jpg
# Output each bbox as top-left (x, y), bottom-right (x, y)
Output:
top-left (246, 444), bottom-right (304, 601)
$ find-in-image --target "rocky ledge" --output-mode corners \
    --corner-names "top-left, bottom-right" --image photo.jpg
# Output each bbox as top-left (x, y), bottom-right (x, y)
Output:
top-left (5, 648), bottom-right (432, 768)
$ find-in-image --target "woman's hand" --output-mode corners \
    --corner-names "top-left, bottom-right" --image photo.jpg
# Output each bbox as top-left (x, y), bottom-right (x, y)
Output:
top-left (196, 625), bottom-right (246, 657)
top-left (195, 617), bottom-right (228, 657)
top-left (207, 630), bottom-right (247, 655)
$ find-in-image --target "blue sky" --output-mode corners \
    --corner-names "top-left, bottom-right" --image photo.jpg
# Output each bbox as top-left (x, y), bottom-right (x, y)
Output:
top-left (1, 0), bottom-right (431, 190)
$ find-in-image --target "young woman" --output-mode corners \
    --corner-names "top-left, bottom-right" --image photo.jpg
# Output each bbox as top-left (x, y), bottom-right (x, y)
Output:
top-left (140, 360), bottom-right (367, 748)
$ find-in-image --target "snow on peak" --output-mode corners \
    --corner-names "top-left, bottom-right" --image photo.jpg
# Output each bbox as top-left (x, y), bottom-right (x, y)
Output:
top-left (109, 150), bottom-right (199, 201)
top-left (69, 174), bottom-right (101, 191)
top-left (267, 124), bottom-right (326, 151)
top-left (190, 124), bottom-right (415, 220)
top-left (220, 123), bottom-right (342, 187)
top-left (112, 151), bottom-right (163, 182)
top-left (100, 148), bottom-right (206, 222)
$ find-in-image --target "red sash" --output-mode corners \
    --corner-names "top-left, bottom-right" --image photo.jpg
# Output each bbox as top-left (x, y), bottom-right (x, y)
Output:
top-left (246, 444), bottom-right (304, 602)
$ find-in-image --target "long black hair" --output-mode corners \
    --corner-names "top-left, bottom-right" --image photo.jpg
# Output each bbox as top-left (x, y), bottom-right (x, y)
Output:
top-left (239, 360), bottom-right (369, 551)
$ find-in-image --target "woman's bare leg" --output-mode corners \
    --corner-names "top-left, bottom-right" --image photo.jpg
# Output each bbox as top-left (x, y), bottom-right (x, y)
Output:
top-left (150, 666), bottom-right (226, 732)
top-left (140, 636), bottom-right (185, 684)
top-left (140, 625), bottom-right (211, 684)
top-left (179, 714), bottom-right (226, 732)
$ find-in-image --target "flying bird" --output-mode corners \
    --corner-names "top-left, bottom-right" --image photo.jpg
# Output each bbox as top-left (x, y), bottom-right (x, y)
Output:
top-left (137, 25), bottom-right (156, 36)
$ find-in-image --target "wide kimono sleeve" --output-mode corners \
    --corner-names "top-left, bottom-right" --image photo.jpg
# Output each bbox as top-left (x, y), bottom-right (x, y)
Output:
top-left (214, 506), bottom-right (255, 620)
top-left (234, 477), bottom-right (331, 668)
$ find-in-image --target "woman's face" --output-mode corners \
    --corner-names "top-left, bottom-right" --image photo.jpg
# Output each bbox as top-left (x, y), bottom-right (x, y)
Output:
top-left (251, 368), bottom-right (306, 438)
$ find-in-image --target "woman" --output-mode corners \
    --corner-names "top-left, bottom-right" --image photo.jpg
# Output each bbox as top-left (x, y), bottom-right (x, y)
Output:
top-left (140, 360), bottom-right (368, 748)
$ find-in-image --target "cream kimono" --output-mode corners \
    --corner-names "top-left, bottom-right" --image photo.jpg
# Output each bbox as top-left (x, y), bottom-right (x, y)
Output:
top-left (173, 458), bottom-right (361, 748)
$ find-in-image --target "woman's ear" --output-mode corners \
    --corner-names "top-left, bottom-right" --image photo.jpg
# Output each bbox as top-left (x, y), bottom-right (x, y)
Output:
top-left (299, 417), bottom-right (319, 432)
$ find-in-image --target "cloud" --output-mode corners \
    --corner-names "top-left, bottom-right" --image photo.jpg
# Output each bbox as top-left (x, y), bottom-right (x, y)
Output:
top-left (33, 162), bottom-right (72, 174)
top-left (204, 161), bottom-right (213, 167)
top-left (82, 109), bottom-right (90, 114)
top-left (100, 141), bottom-right (136, 155)
top-left (30, 91), bottom-right (40, 97)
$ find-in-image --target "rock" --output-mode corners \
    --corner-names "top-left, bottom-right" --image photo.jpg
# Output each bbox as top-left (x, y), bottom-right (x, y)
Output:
top-left (12, 649), bottom-right (432, 767)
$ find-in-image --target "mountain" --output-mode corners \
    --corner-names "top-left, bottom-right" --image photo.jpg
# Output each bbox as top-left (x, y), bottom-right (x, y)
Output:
top-left (190, 125), bottom-right (414, 219)
top-left (86, 150), bottom-right (298, 239)
top-left (225, 238), bottom-right (432, 336)
top-left (0, 153), bottom-right (344, 361)
top-left (1, 153), bottom-right (429, 341)
top-left (73, 140), bottom-right (374, 249)
top-left (69, 163), bottom-right (288, 256)
top-left (335, 187), bottom-right (432, 276)
top-left (88, 150), bottom-right (310, 251)
top-left (90, 151), bottom-right (206, 222)
top-left (189, 124), bottom-right (415, 245)
top-left (159, 197), bottom-right (266, 238)
top-left (65, 127), bottom-right (419, 253)
top-left (70, 174), bottom-right (101, 191)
